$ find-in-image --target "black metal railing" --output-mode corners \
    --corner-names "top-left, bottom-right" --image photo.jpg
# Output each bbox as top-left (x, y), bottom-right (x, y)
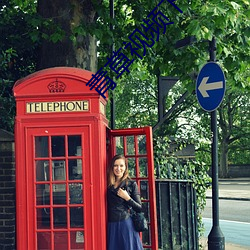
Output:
top-left (156, 179), bottom-right (198, 250)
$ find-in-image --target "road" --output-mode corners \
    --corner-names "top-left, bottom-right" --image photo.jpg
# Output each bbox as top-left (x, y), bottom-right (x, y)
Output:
top-left (202, 180), bottom-right (250, 249)
top-left (202, 199), bottom-right (250, 223)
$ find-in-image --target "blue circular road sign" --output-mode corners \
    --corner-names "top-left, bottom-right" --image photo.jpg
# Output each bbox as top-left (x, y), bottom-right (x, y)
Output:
top-left (196, 62), bottom-right (226, 112)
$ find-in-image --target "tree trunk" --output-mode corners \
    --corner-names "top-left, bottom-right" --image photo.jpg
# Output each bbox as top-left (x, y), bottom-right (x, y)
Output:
top-left (219, 140), bottom-right (229, 178)
top-left (37, 0), bottom-right (99, 71)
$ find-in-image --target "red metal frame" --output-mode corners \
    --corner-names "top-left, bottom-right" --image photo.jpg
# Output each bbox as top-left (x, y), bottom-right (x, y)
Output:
top-left (26, 127), bottom-right (91, 250)
top-left (108, 126), bottom-right (158, 250)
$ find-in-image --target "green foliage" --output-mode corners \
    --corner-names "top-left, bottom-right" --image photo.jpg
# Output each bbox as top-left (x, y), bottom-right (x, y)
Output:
top-left (0, 79), bottom-right (15, 132)
top-left (176, 0), bottom-right (249, 90)
top-left (1, 0), bottom-right (248, 184)
top-left (219, 89), bottom-right (250, 166)
top-left (0, 0), bottom-right (38, 131)
top-left (154, 136), bottom-right (211, 240)
top-left (0, 49), bottom-right (17, 131)
top-left (0, 0), bottom-right (248, 247)
top-left (106, 62), bottom-right (158, 129)
top-left (0, 1), bottom-right (37, 78)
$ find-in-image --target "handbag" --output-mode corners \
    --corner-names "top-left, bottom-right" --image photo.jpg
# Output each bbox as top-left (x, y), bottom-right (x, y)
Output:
top-left (131, 210), bottom-right (148, 232)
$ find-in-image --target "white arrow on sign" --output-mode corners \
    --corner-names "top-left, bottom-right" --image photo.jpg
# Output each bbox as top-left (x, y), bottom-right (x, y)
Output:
top-left (198, 76), bottom-right (223, 98)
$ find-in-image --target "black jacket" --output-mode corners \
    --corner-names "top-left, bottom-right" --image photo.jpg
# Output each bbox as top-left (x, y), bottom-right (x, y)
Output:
top-left (107, 179), bottom-right (142, 222)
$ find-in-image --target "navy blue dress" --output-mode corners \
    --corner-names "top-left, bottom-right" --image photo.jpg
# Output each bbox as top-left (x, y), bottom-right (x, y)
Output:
top-left (107, 180), bottom-right (144, 250)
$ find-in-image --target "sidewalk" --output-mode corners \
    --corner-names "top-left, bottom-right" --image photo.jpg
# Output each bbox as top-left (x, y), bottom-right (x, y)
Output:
top-left (206, 178), bottom-right (250, 201)
top-left (200, 238), bottom-right (250, 250)
top-left (203, 178), bottom-right (250, 249)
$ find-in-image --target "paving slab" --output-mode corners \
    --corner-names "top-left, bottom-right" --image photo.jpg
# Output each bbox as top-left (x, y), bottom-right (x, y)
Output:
top-left (206, 178), bottom-right (250, 200)
top-left (200, 238), bottom-right (250, 250)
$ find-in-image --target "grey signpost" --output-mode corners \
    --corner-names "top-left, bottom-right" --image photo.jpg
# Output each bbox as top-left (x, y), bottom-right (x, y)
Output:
top-left (196, 37), bottom-right (225, 250)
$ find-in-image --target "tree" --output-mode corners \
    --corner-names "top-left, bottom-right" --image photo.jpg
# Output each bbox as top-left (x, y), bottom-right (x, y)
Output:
top-left (0, 0), bottom-right (37, 131)
top-left (1, 0), bottom-right (249, 173)
top-left (3, 0), bottom-right (249, 88)
top-left (218, 89), bottom-right (250, 177)
top-left (36, 0), bottom-right (100, 71)
top-left (1, 1), bottom-right (249, 246)
top-left (109, 0), bottom-right (250, 178)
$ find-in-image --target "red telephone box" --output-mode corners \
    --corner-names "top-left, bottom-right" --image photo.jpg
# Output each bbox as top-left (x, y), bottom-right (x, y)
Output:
top-left (13, 67), bottom-right (158, 250)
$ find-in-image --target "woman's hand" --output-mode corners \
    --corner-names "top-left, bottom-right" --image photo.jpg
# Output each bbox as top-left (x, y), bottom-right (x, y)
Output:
top-left (117, 188), bottom-right (131, 201)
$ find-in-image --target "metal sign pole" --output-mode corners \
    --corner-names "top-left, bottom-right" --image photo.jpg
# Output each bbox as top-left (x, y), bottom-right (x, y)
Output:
top-left (208, 37), bottom-right (225, 250)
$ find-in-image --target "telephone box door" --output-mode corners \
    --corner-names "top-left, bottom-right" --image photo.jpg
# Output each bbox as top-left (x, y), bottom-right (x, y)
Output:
top-left (109, 126), bottom-right (158, 250)
top-left (26, 126), bottom-right (92, 250)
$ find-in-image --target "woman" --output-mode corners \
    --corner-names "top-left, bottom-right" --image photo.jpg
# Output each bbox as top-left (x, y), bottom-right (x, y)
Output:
top-left (107, 154), bottom-right (144, 250)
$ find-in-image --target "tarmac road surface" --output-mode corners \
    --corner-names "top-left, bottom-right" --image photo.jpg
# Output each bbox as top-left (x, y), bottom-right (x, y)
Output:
top-left (201, 178), bottom-right (250, 249)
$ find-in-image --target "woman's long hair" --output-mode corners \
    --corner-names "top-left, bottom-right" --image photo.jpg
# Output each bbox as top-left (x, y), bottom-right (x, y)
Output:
top-left (107, 154), bottom-right (130, 187)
